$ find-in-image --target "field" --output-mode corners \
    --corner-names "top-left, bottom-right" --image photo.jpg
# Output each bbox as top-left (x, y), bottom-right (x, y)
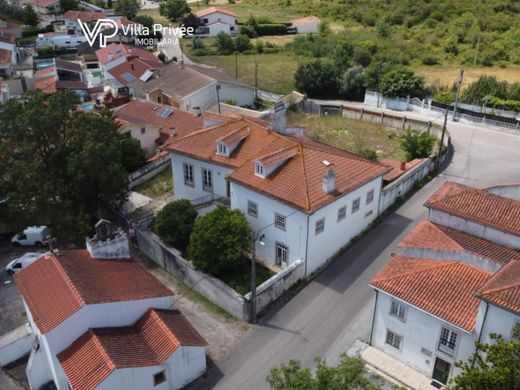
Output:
top-left (412, 65), bottom-right (520, 88)
top-left (134, 167), bottom-right (173, 198)
top-left (288, 112), bottom-right (405, 160)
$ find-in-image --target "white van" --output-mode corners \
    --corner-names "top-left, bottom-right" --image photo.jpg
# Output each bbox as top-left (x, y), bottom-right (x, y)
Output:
top-left (4, 252), bottom-right (44, 275)
top-left (11, 226), bottom-right (50, 247)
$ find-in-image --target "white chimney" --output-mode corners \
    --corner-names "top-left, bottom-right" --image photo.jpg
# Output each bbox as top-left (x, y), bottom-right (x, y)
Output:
top-left (269, 101), bottom-right (287, 134)
top-left (322, 167), bottom-right (335, 194)
top-left (86, 219), bottom-right (130, 259)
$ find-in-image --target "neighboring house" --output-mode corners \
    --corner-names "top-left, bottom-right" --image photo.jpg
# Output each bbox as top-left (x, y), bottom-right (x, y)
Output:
top-left (61, 10), bottom-right (107, 33)
top-left (96, 43), bottom-right (159, 77)
top-left (0, 32), bottom-right (18, 76)
top-left (77, 41), bottom-right (101, 69)
top-left (30, 0), bottom-right (61, 14)
top-left (14, 225), bottom-right (207, 390)
top-left (369, 182), bottom-right (520, 386)
top-left (106, 55), bottom-right (164, 97)
top-left (130, 62), bottom-right (255, 114)
top-left (194, 7), bottom-right (238, 36)
top-left (34, 59), bottom-right (88, 98)
top-left (0, 19), bottom-right (22, 38)
top-left (166, 113), bottom-right (390, 276)
top-left (289, 16), bottom-right (321, 34)
top-left (112, 99), bottom-right (203, 156)
top-left (36, 32), bottom-right (88, 50)
top-left (380, 158), bottom-right (426, 185)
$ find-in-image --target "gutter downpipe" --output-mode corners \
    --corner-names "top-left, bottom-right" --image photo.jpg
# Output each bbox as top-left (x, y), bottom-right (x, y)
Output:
top-left (369, 290), bottom-right (379, 345)
top-left (472, 301), bottom-right (489, 368)
top-left (304, 213), bottom-right (310, 278)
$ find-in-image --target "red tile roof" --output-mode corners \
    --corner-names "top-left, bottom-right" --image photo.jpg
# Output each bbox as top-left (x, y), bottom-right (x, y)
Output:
top-left (291, 16), bottom-right (321, 26)
top-left (167, 118), bottom-right (389, 212)
top-left (108, 56), bottom-right (163, 86)
top-left (380, 158), bottom-right (425, 182)
top-left (195, 7), bottom-right (238, 18)
top-left (34, 76), bottom-right (57, 93)
top-left (398, 221), bottom-right (520, 266)
top-left (33, 0), bottom-right (60, 7)
top-left (14, 250), bottom-right (173, 333)
top-left (0, 48), bottom-right (11, 65)
top-left (371, 255), bottom-right (491, 331)
top-left (96, 43), bottom-right (158, 65)
top-left (0, 31), bottom-right (15, 44)
top-left (62, 10), bottom-right (107, 23)
top-left (58, 309), bottom-right (207, 390)
top-left (477, 260), bottom-right (520, 314)
top-left (425, 182), bottom-right (520, 237)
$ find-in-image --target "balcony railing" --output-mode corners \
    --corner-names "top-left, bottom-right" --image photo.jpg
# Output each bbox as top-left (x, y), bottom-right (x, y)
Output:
top-left (191, 194), bottom-right (230, 209)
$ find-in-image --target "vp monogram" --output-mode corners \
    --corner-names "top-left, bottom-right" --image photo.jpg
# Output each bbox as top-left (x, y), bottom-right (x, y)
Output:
top-left (78, 19), bottom-right (118, 48)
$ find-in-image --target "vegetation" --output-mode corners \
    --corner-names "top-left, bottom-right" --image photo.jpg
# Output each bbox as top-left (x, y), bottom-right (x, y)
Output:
top-left (114, 0), bottom-right (140, 19)
top-left (155, 200), bottom-right (197, 252)
top-left (400, 130), bottom-right (436, 160)
top-left (267, 353), bottom-right (381, 390)
top-left (294, 60), bottom-right (338, 98)
top-left (159, 0), bottom-right (190, 21)
top-left (0, 91), bottom-right (134, 244)
top-left (22, 5), bottom-right (38, 27)
top-left (378, 67), bottom-right (425, 98)
top-left (134, 166), bottom-right (172, 198)
top-left (59, 0), bottom-right (78, 11)
top-left (451, 328), bottom-right (520, 390)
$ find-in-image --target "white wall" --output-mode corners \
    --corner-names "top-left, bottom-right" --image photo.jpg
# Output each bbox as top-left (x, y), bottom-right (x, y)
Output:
top-left (0, 40), bottom-right (17, 64)
top-left (306, 177), bottom-right (382, 275)
top-left (296, 21), bottom-right (319, 34)
top-left (371, 292), bottom-right (477, 381)
top-left (478, 302), bottom-right (520, 344)
top-left (207, 22), bottom-right (232, 37)
top-left (201, 12), bottom-right (236, 27)
top-left (218, 83), bottom-right (255, 107)
top-left (171, 154), bottom-right (233, 201)
top-left (429, 209), bottom-right (520, 250)
top-left (120, 123), bottom-right (160, 156)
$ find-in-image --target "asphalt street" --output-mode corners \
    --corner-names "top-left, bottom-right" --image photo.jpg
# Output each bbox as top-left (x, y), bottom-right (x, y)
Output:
top-left (191, 111), bottom-right (520, 390)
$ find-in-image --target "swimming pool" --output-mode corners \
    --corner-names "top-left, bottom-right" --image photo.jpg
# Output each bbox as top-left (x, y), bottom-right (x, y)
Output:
top-left (36, 61), bottom-right (54, 69)
top-left (80, 103), bottom-right (95, 111)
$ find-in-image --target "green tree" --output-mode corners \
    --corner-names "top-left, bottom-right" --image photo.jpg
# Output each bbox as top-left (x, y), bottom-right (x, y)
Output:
top-left (155, 200), bottom-right (197, 251)
top-left (333, 40), bottom-right (354, 69)
top-left (508, 82), bottom-right (520, 101)
top-left (159, 0), bottom-right (191, 21)
top-left (462, 75), bottom-right (509, 105)
top-left (59, 0), bottom-right (78, 11)
top-left (359, 147), bottom-right (378, 161)
top-left (338, 65), bottom-right (366, 100)
top-left (216, 31), bottom-right (235, 55)
top-left (22, 5), bottom-right (38, 27)
top-left (120, 137), bottom-right (146, 172)
top-left (378, 67), bottom-right (425, 98)
top-left (267, 354), bottom-right (380, 390)
top-left (451, 328), bottom-right (520, 390)
top-left (294, 60), bottom-right (338, 98)
top-left (0, 90), bottom-right (129, 244)
top-left (133, 15), bottom-right (155, 29)
top-left (114, 0), bottom-right (140, 19)
top-left (375, 20), bottom-right (390, 38)
top-left (235, 34), bottom-right (252, 52)
top-left (400, 130), bottom-right (436, 160)
top-left (187, 206), bottom-right (251, 275)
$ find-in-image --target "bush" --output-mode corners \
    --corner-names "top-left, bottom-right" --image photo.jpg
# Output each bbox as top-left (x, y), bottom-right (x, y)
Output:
top-left (378, 67), bottom-right (425, 98)
top-left (462, 75), bottom-right (508, 104)
top-left (159, 0), bottom-right (191, 21)
top-left (235, 34), bottom-right (252, 52)
top-left (400, 130), bottom-right (436, 160)
top-left (422, 56), bottom-right (439, 65)
top-left (338, 65), bottom-right (366, 100)
top-left (358, 147), bottom-right (378, 161)
top-left (216, 31), bottom-right (235, 55)
top-left (255, 24), bottom-right (287, 36)
top-left (187, 207), bottom-right (251, 275)
top-left (192, 36), bottom-right (204, 49)
top-left (294, 60), bottom-right (338, 98)
top-left (155, 200), bottom-right (197, 251)
top-left (255, 39), bottom-right (264, 53)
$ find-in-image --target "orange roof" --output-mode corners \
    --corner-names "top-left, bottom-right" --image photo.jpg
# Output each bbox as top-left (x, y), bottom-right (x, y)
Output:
top-left (58, 309), bottom-right (207, 390)
top-left (34, 76), bottom-right (57, 93)
top-left (35, 65), bottom-right (56, 77)
top-left (399, 221), bottom-right (520, 266)
top-left (14, 250), bottom-right (173, 333)
top-left (291, 16), bottom-right (320, 26)
top-left (380, 158), bottom-right (425, 182)
top-left (195, 7), bottom-right (238, 18)
top-left (0, 48), bottom-right (11, 65)
top-left (217, 126), bottom-right (249, 146)
top-left (62, 10), bottom-right (107, 23)
top-left (108, 57), bottom-right (163, 86)
top-left (167, 118), bottom-right (389, 212)
top-left (371, 255), bottom-right (491, 331)
top-left (96, 43), bottom-right (158, 65)
top-left (32, 0), bottom-right (59, 7)
top-left (477, 260), bottom-right (520, 314)
top-left (425, 182), bottom-right (520, 237)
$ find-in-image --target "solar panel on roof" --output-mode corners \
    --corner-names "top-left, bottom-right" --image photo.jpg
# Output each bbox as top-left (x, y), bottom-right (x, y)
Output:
top-left (121, 72), bottom-right (136, 82)
top-left (157, 108), bottom-right (173, 117)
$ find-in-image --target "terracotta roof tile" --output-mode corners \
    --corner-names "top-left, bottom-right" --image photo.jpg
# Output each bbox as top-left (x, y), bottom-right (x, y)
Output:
top-left (96, 43), bottom-right (157, 65)
top-left (108, 57), bottom-right (163, 86)
top-left (14, 250), bottom-right (173, 333)
top-left (195, 7), bottom-right (238, 18)
top-left (34, 76), bottom-right (57, 93)
top-left (477, 260), bottom-right (520, 314)
top-left (217, 126), bottom-right (249, 146)
top-left (58, 309), bottom-right (207, 390)
top-left (62, 10), bottom-right (107, 22)
top-left (371, 255), bottom-right (491, 331)
top-left (399, 221), bottom-right (520, 266)
top-left (425, 181), bottom-right (520, 237)
top-left (380, 158), bottom-right (425, 182)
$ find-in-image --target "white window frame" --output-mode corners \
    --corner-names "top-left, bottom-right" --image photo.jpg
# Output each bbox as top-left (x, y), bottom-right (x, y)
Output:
top-left (275, 241), bottom-right (289, 266)
top-left (255, 162), bottom-right (265, 177)
top-left (438, 327), bottom-right (458, 356)
top-left (385, 329), bottom-right (402, 350)
top-left (390, 300), bottom-right (406, 322)
top-left (352, 197), bottom-right (360, 213)
top-left (274, 213), bottom-right (286, 231)
top-left (217, 143), bottom-right (227, 156)
top-left (183, 163), bottom-right (194, 186)
top-left (315, 217), bottom-right (325, 235)
top-left (337, 205), bottom-right (346, 222)
top-left (247, 200), bottom-right (258, 218)
top-left (366, 189), bottom-right (374, 204)
top-left (202, 168), bottom-right (213, 192)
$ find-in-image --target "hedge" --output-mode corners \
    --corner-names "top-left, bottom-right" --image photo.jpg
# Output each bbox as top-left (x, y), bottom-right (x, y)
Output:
top-left (22, 25), bottom-right (54, 38)
top-left (255, 24), bottom-right (287, 36)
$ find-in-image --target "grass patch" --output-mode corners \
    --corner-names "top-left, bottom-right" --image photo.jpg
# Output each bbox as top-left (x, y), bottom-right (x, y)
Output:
top-left (137, 8), bottom-right (171, 26)
top-left (215, 258), bottom-right (275, 296)
top-left (134, 166), bottom-right (173, 199)
top-left (288, 111), bottom-right (405, 160)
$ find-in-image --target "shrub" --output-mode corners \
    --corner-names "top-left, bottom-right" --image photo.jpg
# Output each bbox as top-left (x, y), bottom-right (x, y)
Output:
top-left (338, 65), bottom-right (366, 100)
top-left (187, 207), bottom-right (251, 275)
top-left (462, 75), bottom-right (508, 104)
top-left (155, 200), bottom-right (197, 251)
top-left (235, 34), bottom-right (252, 52)
top-left (192, 36), bottom-right (204, 49)
top-left (378, 67), bottom-right (425, 98)
top-left (294, 60), bottom-right (338, 98)
top-left (255, 24), bottom-right (287, 36)
top-left (400, 130), bottom-right (436, 160)
top-left (216, 31), bottom-right (235, 55)
top-left (358, 147), bottom-right (378, 161)
top-left (255, 39), bottom-right (264, 54)
top-left (422, 56), bottom-right (439, 65)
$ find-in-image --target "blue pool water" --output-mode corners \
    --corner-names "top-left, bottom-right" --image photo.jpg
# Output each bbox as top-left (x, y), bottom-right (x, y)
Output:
top-left (36, 61), bottom-right (54, 69)
top-left (80, 103), bottom-right (95, 111)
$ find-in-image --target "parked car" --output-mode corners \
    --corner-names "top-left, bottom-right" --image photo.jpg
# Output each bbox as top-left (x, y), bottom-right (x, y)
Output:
top-left (11, 226), bottom-right (50, 247)
top-left (4, 252), bottom-right (44, 275)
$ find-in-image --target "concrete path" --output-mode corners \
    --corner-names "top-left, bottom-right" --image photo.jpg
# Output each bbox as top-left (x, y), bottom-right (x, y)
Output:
top-left (190, 106), bottom-right (520, 390)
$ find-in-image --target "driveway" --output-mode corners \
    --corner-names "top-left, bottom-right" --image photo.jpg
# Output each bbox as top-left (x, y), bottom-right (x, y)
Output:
top-left (191, 109), bottom-right (520, 389)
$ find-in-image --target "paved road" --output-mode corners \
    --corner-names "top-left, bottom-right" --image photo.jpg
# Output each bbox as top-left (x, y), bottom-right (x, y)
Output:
top-left (192, 108), bottom-right (520, 390)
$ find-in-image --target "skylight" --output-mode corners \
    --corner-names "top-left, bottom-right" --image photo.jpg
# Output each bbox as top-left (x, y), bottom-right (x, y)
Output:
top-left (322, 160), bottom-right (331, 166)
top-left (157, 108), bottom-right (173, 117)
top-left (121, 72), bottom-right (136, 82)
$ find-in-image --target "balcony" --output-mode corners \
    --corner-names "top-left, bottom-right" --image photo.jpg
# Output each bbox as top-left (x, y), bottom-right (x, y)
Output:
top-left (191, 194), bottom-right (230, 214)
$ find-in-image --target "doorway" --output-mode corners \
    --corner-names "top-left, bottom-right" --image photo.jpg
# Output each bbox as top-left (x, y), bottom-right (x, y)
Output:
top-left (432, 357), bottom-right (451, 385)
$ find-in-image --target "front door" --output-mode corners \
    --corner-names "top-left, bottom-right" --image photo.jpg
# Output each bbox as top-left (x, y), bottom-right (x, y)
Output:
top-left (432, 357), bottom-right (451, 385)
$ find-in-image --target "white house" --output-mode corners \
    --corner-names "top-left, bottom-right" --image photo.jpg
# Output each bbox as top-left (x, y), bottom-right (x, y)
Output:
top-left (14, 224), bottom-right (207, 390)
top-left (194, 7), bottom-right (239, 36)
top-left (0, 32), bottom-right (18, 76)
top-left (166, 112), bottom-right (390, 276)
top-left (36, 32), bottom-right (88, 50)
top-left (60, 10), bottom-right (107, 33)
top-left (369, 183), bottom-right (520, 386)
top-left (290, 16), bottom-right (321, 34)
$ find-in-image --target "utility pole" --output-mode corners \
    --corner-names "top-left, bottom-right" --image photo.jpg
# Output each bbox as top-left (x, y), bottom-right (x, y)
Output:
top-left (437, 108), bottom-right (449, 172)
top-left (473, 35), bottom-right (481, 66)
top-left (452, 68), bottom-right (464, 122)
top-left (216, 84), bottom-right (221, 114)
top-left (250, 233), bottom-right (258, 324)
top-left (254, 62), bottom-right (258, 98)
top-left (235, 51), bottom-right (238, 79)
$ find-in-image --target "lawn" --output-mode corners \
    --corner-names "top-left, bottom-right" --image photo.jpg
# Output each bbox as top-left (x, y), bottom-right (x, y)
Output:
top-left (137, 8), bottom-right (171, 26)
top-left (215, 258), bottom-right (275, 296)
top-left (134, 166), bottom-right (173, 198)
top-left (288, 111), bottom-right (405, 161)
top-left (413, 65), bottom-right (520, 88)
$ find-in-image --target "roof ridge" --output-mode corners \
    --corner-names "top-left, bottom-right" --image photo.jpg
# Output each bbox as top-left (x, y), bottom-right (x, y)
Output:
top-left (51, 254), bottom-right (86, 307)
top-left (215, 124), bottom-right (249, 142)
top-left (372, 258), bottom-right (461, 283)
top-left (89, 329), bottom-right (116, 371)
top-left (426, 182), bottom-right (474, 206)
top-left (168, 117), bottom-right (243, 144)
top-left (478, 262), bottom-right (520, 295)
top-left (148, 309), bottom-right (180, 361)
top-left (256, 143), bottom-right (299, 161)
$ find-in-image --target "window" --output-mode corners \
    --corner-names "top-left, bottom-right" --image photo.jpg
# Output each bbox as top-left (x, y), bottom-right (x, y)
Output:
top-left (202, 168), bottom-right (213, 191)
top-left (140, 127), bottom-right (146, 134)
top-left (275, 242), bottom-right (289, 266)
top-left (183, 163), bottom-right (194, 186)
top-left (390, 300), bottom-right (406, 321)
top-left (337, 206), bottom-right (346, 222)
top-left (438, 327), bottom-right (458, 356)
top-left (217, 143), bottom-right (227, 155)
top-left (512, 321), bottom-right (520, 338)
top-left (385, 330), bottom-right (402, 349)
top-left (352, 198), bottom-right (360, 213)
top-left (153, 370), bottom-right (166, 386)
top-left (275, 213), bottom-right (286, 230)
top-left (366, 189), bottom-right (374, 204)
top-left (315, 218), bottom-right (325, 235)
top-left (247, 200), bottom-right (258, 218)
top-left (255, 162), bottom-right (264, 177)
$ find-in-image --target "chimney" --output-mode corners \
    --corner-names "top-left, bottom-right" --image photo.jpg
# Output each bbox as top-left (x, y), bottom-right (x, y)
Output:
top-left (322, 167), bottom-right (335, 194)
top-left (269, 101), bottom-right (287, 134)
top-left (130, 62), bottom-right (135, 70)
top-left (193, 106), bottom-right (201, 117)
top-left (85, 219), bottom-right (130, 260)
top-left (400, 161), bottom-right (406, 171)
